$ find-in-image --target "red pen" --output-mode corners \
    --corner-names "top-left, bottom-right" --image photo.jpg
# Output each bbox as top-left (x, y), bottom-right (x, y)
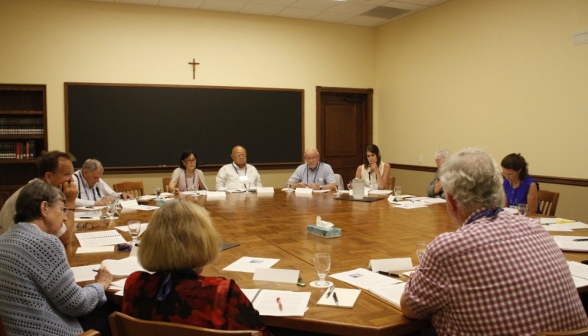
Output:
top-left (276, 297), bottom-right (283, 311)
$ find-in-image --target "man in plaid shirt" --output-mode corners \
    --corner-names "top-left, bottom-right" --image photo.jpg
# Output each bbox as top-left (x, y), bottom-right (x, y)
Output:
top-left (401, 148), bottom-right (588, 335)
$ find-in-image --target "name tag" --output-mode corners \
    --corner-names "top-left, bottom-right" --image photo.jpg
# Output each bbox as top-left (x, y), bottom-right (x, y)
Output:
top-left (239, 176), bottom-right (249, 182)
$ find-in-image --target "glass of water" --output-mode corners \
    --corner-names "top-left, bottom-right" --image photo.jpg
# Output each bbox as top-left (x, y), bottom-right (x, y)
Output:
top-left (127, 220), bottom-right (141, 246)
top-left (416, 241), bottom-right (429, 263)
top-left (106, 199), bottom-right (117, 219)
top-left (154, 186), bottom-right (162, 199)
top-left (286, 182), bottom-right (293, 193)
top-left (394, 185), bottom-right (402, 197)
top-left (335, 184), bottom-right (341, 196)
top-left (310, 253), bottom-right (333, 288)
top-left (518, 203), bottom-right (528, 216)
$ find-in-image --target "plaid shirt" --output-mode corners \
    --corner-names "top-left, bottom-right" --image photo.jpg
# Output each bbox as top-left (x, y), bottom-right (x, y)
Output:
top-left (405, 210), bottom-right (588, 335)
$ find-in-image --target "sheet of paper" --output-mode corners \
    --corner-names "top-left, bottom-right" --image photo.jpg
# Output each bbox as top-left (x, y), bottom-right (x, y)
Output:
top-left (253, 268), bottom-right (299, 284)
top-left (368, 190), bottom-right (393, 195)
top-left (368, 282), bottom-right (406, 308)
top-left (553, 236), bottom-right (588, 252)
top-left (252, 289), bottom-right (310, 317)
top-left (119, 199), bottom-right (139, 208)
top-left (222, 256), bottom-right (280, 273)
top-left (330, 268), bottom-right (402, 290)
top-left (206, 191), bottom-right (227, 198)
top-left (127, 205), bottom-right (159, 211)
top-left (295, 188), bottom-right (313, 195)
top-left (368, 258), bottom-right (413, 273)
top-left (71, 264), bottom-right (101, 282)
top-left (102, 256), bottom-right (146, 277)
top-left (542, 225), bottom-right (573, 232)
top-left (110, 278), bottom-right (127, 289)
top-left (241, 288), bottom-right (262, 302)
top-left (410, 197), bottom-right (447, 204)
top-left (502, 207), bottom-right (519, 214)
top-left (75, 230), bottom-right (127, 247)
top-left (74, 210), bottom-right (102, 221)
top-left (76, 246), bottom-right (113, 254)
top-left (312, 189), bottom-right (330, 193)
top-left (138, 195), bottom-right (156, 201)
top-left (540, 217), bottom-right (573, 225)
top-left (316, 287), bottom-right (361, 308)
top-left (556, 222), bottom-right (588, 230)
top-left (568, 261), bottom-right (588, 288)
top-left (75, 206), bottom-right (106, 211)
top-left (391, 203), bottom-right (428, 209)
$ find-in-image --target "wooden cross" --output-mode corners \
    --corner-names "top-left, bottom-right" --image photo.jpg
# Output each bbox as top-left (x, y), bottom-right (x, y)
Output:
top-left (188, 58), bottom-right (200, 79)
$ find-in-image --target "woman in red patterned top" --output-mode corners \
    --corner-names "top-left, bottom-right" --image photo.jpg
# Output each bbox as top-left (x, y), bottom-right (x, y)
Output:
top-left (122, 199), bottom-right (272, 336)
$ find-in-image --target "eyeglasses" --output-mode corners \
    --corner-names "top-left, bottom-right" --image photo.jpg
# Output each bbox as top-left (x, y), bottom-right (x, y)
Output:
top-left (59, 206), bottom-right (70, 215)
top-left (184, 159), bottom-right (196, 163)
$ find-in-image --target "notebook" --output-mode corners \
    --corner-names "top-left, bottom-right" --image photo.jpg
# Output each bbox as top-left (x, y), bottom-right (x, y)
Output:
top-left (316, 287), bottom-right (361, 308)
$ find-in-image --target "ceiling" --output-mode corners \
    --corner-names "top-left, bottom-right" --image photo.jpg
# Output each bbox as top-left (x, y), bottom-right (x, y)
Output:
top-left (76, 0), bottom-right (449, 27)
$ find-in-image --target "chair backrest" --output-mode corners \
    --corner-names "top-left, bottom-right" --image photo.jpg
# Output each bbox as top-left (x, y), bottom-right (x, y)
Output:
top-left (386, 176), bottom-right (395, 190)
top-left (333, 174), bottom-right (344, 190)
top-left (109, 312), bottom-right (261, 336)
top-left (536, 327), bottom-right (588, 336)
top-left (538, 190), bottom-right (559, 216)
top-left (112, 181), bottom-right (145, 197)
top-left (162, 177), bottom-right (171, 193)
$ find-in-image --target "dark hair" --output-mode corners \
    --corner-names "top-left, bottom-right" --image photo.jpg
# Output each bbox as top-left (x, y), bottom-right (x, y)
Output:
top-left (179, 150), bottom-right (198, 169)
top-left (501, 153), bottom-right (529, 180)
top-left (364, 144), bottom-right (382, 168)
top-left (14, 180), bottom-right (65, 224)
top-left (36, 150), bottom-right (76, 178)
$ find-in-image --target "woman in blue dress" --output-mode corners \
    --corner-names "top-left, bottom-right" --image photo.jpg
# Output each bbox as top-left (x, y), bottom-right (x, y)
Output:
top-left (501, 153), bottom-right (540, 214)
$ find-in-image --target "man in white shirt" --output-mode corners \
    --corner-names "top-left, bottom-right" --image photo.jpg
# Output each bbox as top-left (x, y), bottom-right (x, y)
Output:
top-left (0, 150), bottom-right (77, 245)
top-left (289, 148), bottom-right (337, 190)
top-left (215, 146), bottom-right (263, 191)
top-left (72, 159), bottom-right (133, 207)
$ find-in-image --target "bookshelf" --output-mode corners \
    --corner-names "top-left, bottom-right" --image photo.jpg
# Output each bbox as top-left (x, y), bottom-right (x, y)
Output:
top-left (0, 84), bottom-right (47, 208)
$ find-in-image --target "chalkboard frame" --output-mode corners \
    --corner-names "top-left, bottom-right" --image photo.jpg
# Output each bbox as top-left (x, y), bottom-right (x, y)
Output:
top-left (65, 83), bottom-right (304, 174)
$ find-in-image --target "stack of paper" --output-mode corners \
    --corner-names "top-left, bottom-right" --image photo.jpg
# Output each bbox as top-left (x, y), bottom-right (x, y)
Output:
top-left (243, 289), bottom-right (310, 317)
top-left (75, 230), bottom-right (127, 247)
top-left (553, 236), bottom-right (588, 252)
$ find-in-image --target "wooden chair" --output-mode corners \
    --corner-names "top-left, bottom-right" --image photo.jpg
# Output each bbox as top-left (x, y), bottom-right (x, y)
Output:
top-left (112, 181), bottom-right (145, 198)
top-left (538, 190), bottom-right (560, 216)
top-left (386, 176), bottom-right (395, 190)
top-left (536, 327), bottom-right (588, 336)
top-left (162, 177), bottom-right (171, 193)
top-left (109, 312), bottom-right (261, 336)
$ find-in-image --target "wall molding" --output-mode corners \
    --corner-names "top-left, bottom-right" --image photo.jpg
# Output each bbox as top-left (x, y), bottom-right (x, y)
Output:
top-left (391, 164), bottom-right (588, 187)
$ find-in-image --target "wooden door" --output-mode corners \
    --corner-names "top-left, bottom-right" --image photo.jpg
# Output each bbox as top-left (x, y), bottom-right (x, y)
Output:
top-left (316, 87), bottom-right (373, 185)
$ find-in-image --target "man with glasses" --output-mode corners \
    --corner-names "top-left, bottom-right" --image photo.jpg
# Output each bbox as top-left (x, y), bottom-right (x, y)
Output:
top-left (215, 146), bottom-right (263, 191)
top-left (72, 158), bottom-right (133, 207)
top-left (0, 150), bottom-right (78, 245)
top-left (288, 148), bottom-right (337, 190)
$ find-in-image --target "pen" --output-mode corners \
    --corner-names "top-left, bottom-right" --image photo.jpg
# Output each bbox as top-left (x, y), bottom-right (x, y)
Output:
top-left (378, 270), bottom-right (402, 277)
top-left (574, 239), bottom-right (588, 242)
top-left (276, 297), bottom-right (283, 311)
top-left (332, 292), bottom-right (339, 305)
top-left (92, 269), bottom-right (98, 272)
top-left (79, 217), bottom-right (92, 219)
top-left (326, 285), bottom-right (335, 298)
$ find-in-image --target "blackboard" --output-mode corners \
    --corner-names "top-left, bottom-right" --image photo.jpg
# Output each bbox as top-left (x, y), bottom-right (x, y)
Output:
top-left (65, 83), bottom-right (304, 172)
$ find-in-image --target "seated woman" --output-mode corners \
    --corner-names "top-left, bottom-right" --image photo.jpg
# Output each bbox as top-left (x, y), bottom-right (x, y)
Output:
top-left (122, 199), bottom-right (272, 336)
top-left (501, 153), bottom-right (540, 213)
top-left (351, 144), bottom-right (391, 190)
top-left (0, 180), bottom-right (112, 335)
top-left (168, 150), bottom-right (208, 192)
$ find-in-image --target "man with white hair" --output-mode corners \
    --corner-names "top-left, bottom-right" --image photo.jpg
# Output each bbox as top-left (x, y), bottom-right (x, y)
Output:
top-left (288, 148), bottom-right (337, 190)
top-left (72, 159), bottom-right (133, 207)
top-left (426, 148), bottom-right (450, 198)
top-left (401, 148), bottom-right (588, 335)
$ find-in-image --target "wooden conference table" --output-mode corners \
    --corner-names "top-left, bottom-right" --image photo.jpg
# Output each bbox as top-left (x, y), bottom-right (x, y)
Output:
top-left (66, 190), bottom-right (588, 336)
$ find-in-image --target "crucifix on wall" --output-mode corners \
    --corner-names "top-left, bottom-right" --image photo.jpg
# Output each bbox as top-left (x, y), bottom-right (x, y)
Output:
top-left (188, 58), bottom-right (200, 79)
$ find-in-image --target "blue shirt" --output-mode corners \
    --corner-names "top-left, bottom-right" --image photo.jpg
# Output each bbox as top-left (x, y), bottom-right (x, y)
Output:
top-left (503, 176), bottom-right (540, 213)
top-left (288, 162), bottom-right (336, 186)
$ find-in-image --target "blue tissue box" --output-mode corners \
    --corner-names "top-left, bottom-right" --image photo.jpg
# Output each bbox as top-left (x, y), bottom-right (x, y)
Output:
top-left (306, 225), bottom-right (342, 239)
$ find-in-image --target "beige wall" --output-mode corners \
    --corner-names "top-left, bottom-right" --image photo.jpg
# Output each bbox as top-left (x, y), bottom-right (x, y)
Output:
top-left (376, 0), bottom-right (588, 177)
top-left (2, 0), bottom-right (588, 219)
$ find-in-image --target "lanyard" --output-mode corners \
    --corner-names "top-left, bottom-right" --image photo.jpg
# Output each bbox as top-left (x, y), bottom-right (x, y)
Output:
top-left (464, 208), bottom-right (503, 225)
top-left (232, 163), bottom-right (247, 176)
top-left (76, 173), bottom-right (98, 201)
top-left (306, 162), bottom-right (321, 184)
top-left (184, 170), bottom-right (195, 188)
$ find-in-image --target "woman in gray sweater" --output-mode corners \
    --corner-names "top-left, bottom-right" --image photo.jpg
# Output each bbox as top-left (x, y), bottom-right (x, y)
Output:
top-left (0, 180), bottom-right (112, 335)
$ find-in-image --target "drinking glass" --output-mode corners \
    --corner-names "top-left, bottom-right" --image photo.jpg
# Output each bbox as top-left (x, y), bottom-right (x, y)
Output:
top-left (190, 183), bottom-right (199, 196)
top-left (105, 200), bottom-right (117, 219)
top-left (154, 186), bottom-right (162, 199)
top-left (243, 181), bottom-right (250, 193)
top-left (128, 220), bottom-right (141, 246)
top-left (394, 186), bottom-right (402, 197)
top-left (335, 184), bottom-right (341, 196)
top-left (416, 241), bottom-right (429, 263)
top-left (285, 182), bottom-right (293, 193)
top-left (518, 203), bottom-right (528, 216)
top-left (310, 253), bottom-right (333, 288)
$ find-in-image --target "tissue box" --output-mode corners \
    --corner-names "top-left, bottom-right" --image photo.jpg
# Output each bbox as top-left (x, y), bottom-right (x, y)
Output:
top-left (306, 225), bottom-right (342, 239)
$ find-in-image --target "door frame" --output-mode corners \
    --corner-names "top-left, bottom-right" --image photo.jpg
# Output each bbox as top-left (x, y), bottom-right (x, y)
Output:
top-left (316, 86), bottom-right (374, 164)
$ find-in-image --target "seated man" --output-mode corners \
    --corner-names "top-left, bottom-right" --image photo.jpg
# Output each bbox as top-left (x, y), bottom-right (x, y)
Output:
top-left (401, 148), bottom-right (588, 335)
top-left (289, 148), bottom-right (337, 190)
top-left (72, 159), bottom-right (133, 207)
top-left (0, 150), bottom-right (78, 245)
top-left (215, 146), bottom-right (262, 191)
top-left (426, 148), bottom-right (450, 199)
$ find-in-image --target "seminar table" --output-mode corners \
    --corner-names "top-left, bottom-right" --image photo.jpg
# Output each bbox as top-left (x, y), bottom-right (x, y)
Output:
top-left (67, 190), bottom-right (588, 335)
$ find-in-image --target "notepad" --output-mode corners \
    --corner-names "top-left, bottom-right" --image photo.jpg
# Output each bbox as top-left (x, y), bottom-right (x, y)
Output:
top-left (101, 256), bottom-right (146, 278)
top-left (567, 261), bottom-right (588, 288)
top-left (317, 288), bottom-right (361, 308)
top-left (368, 282), bottom-right (406, 308)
